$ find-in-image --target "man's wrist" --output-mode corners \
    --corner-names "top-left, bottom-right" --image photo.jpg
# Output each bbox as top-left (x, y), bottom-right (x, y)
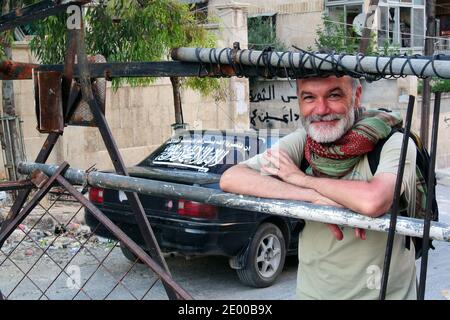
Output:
top-left (286, 171), bottom-right (307, 187)
top-left (302, 174), bottom-right (316, 190)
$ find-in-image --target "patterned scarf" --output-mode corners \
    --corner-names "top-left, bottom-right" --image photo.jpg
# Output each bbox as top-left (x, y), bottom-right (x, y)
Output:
top-left (304, 108), bottom-right (403, 177)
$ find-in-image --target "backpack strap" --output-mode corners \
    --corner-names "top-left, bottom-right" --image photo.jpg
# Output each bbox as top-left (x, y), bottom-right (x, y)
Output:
top-left (367, 128), bottom-right (401, 176)
top-left (300, 156), bottom-right (310, 173)
top-left (367, 127), bottom-right (413, 250)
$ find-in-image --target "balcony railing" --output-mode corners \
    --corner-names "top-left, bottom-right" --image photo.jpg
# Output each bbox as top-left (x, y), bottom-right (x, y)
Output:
top-left (434, 37), bottom-right (450, 55)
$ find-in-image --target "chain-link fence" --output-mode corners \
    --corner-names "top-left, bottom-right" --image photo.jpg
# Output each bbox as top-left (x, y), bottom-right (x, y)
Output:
top-left (0, 189), bottom-right (170, 300)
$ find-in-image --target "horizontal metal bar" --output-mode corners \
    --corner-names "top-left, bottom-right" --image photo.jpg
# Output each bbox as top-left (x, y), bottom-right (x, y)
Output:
top-left (0, 61), bottom-right (39, 80)
top-left (171, 47), bottom-right (450, 79)
top-left (18, 162), bottom-right (450, 243)
top-left (0, 61), bottom-right (260, 80)
top-left (0, 180), bottom-right (33, 191)
top-left (123, 167), bottom-right (221, 185)
top-left (0, 0), bottom-right (91, 32)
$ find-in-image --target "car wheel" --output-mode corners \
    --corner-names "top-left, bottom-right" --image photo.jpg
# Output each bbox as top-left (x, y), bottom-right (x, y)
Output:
top-left (236, 223), bottom-right (286, 288)
top-left (119, 241), bottom-right (149, 264)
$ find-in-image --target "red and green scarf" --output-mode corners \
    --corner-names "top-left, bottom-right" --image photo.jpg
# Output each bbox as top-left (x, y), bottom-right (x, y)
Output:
top-left (304, 108), bottom-right (403, 177)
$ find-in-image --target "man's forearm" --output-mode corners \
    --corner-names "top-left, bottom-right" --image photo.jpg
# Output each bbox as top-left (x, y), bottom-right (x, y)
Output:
top-left (220, 165), bottom-right (326, 204)
top-left (286, 173), bottom-right (394, 217)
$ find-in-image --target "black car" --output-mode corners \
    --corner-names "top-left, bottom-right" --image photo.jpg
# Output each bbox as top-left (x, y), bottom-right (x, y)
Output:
top-left (85, 129), bottom-right (304, 288)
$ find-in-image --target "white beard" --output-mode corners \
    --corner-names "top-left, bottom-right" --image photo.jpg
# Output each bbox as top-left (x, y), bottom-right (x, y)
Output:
top-left (301, 105), bottom-right (355, 143)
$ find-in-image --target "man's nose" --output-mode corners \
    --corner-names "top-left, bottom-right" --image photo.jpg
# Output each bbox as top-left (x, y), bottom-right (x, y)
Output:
top-left (314, 98), bottom-right (330, 115)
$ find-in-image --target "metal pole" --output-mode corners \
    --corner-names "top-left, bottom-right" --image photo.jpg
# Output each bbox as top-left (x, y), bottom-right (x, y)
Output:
top-left (17, 161), bottom-right (450, 243)
top-left (379, 96), bottom-right (415, 300)
top-left (0, 180), bottom-right (33, 191)
top-left (420, 0), bottom-right (436, 149)
top-left (171, 47), bottom-right (450, 78)
top-left (170, 76), bottom-right (184, 125)
top-left (418, 91), bottom-right (441, 299)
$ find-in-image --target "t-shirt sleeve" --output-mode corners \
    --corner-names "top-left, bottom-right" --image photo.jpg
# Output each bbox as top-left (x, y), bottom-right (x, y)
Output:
top-left (375, 132), bottom-right (416, 177)
top-left (240, 129), bottom-right (307, 172)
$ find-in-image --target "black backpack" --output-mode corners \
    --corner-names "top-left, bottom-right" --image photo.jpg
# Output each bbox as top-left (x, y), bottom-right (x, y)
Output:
top-left (367, 127), bottom-right (439, 259)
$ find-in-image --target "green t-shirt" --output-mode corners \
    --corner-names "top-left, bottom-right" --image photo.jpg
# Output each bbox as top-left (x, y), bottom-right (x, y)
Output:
top-left (241, 128), bottom-right (417, 300)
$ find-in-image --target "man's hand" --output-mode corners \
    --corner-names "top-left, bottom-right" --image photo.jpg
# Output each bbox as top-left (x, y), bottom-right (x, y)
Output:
top-left (315, 196), bottom-right (366, 241)
top-left (262, 148), bottom-right (306, 184)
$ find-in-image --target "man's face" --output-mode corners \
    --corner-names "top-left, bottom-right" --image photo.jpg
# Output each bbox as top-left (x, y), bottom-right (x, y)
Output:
top-left (296, 76), bottom-right (362, 143)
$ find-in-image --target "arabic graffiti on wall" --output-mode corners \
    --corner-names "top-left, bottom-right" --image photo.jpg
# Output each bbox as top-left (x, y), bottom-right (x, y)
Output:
top-left (250, 107), bottom-right (300, 126)
top-left (249, 80), bottom-right (301, 129)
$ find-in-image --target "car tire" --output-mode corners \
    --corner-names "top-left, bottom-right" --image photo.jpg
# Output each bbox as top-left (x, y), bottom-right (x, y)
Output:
top-left (119, 241), bottom-right (149, 264)
top-left (236, 222), bottom-right (286, 288)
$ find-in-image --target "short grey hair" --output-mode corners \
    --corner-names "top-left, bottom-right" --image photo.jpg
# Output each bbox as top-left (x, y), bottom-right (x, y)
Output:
top-left (352, 78), bottom-right (361, 91)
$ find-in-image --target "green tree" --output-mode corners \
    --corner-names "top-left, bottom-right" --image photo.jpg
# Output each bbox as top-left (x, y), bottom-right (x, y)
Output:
top-left (2, 0), bottom-right (221, 96)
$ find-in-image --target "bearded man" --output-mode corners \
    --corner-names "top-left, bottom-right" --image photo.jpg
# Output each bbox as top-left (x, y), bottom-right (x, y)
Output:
top-left (220, 75), bottom-right (417, 299)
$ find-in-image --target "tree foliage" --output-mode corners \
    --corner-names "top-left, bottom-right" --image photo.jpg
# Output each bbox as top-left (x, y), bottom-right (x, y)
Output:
top-left (2, 0), bottom-right (221, 95)
top-left (314, 14), bottom-right (377, 54)
top-left (418, 78), bottom-right (450, 94)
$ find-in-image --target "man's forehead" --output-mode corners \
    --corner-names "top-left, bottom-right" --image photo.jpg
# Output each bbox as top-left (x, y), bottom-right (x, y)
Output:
top-left (296, 76), bottom-right (352, 91)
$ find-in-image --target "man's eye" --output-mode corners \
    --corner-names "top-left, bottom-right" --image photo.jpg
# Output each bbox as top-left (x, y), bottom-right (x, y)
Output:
top-left (329, 93), bottom-right (341, 99)
top-left (303, 96), bottom-right (314, 102)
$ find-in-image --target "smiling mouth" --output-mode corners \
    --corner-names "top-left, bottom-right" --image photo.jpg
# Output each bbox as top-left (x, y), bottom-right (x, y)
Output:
top-left (312, 119), bottom-right (340, 125)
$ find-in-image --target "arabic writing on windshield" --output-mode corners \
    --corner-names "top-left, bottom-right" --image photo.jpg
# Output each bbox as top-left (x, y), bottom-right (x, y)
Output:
top-left (153, 136), bottom-right (251, 172)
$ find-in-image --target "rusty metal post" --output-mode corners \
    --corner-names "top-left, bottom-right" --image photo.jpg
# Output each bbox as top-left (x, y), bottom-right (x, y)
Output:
top-left (73, 9), bottom-right (179, 300)
top-left (0, 13), bottom-right (82, 240)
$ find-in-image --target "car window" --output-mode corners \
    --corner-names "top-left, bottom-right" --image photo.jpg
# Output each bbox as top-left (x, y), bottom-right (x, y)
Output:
top-left (139, 131), bottom-right (280, 174)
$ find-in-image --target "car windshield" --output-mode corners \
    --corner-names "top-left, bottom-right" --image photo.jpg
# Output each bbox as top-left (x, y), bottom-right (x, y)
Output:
top-left (139, 130), bottom-right (283, 174)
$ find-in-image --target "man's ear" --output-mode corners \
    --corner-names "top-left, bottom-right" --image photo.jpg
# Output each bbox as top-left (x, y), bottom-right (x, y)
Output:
top-left (354, 85), bottom-right (362, 107)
